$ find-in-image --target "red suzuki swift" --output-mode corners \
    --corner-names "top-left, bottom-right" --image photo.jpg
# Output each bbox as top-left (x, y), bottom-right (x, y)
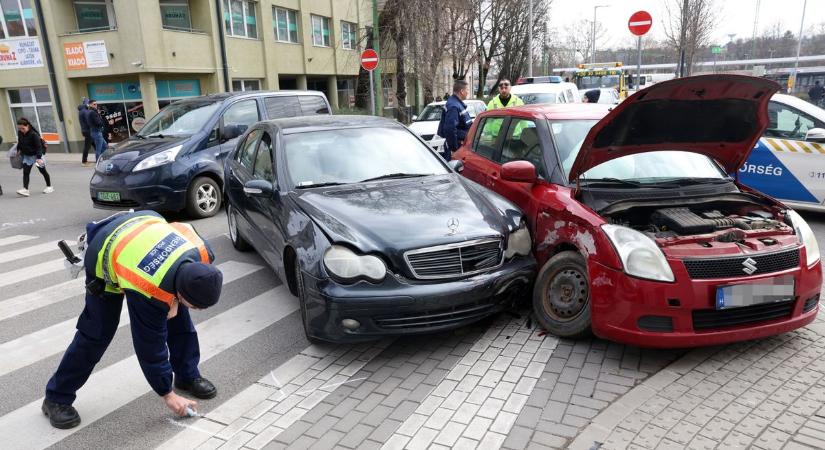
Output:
top-left (454, 75), bottom-right (822, 348)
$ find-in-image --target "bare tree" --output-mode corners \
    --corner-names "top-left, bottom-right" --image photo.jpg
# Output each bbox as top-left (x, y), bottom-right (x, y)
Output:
top-left (495, 0), bottom-right (550, 87)
top-left (446, 0), bottom-right (477, 81)
top-left (561, 18), bottom-right (606, 67)
top-left (663, 0), bottom-right (717, 76)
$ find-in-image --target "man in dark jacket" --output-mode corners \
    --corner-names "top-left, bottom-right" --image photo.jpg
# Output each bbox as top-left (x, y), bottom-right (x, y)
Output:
top-left (78, 99), bottom-right (93, 166)
top-left (86, 99), bottom-right (107, 161)
top-left (43, 211), bottom-right (223, 429)
top-left (437, 80), bottom-right (473, 160)
top-left (809, 81), bottom-right (825, 106)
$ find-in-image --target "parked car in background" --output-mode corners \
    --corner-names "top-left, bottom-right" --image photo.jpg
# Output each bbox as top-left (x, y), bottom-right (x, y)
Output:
top-left (453, 75), bottom-right (821, 348)
top-left (408, 100), bottom-right (487, 151)
top-left (739, 93), bottom-right (825, 211)
top-left (224, 115), bottom-right (536, 343)
top-left (90, 90), bottom-right (331, 218)
top-left (582, 88), bottom-right (620, 104)
top-left (510, 82), bottom-right (579, 106)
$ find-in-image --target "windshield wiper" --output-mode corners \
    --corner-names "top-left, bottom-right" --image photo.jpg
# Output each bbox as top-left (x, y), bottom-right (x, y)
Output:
top-left (134, 134), bottom-right (146, 140)
top-left (295, 181), bottom-right (347, 189)
top-left (580, 177), bottom-right (644, 187)
top-left (359, 173), bottom-right (430, 182)
top-left (647, 178), bottom-right (732, 187)
top-left (147, 133), bottom-right (166, 138)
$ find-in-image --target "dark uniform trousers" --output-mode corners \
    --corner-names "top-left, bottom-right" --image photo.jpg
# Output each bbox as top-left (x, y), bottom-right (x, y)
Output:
top-left (45, 277), bottom-right (201, 405)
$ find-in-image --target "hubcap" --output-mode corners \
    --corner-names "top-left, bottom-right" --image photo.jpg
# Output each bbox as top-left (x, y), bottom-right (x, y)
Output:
top-left (197, 184), bottom-right (218, 213)
top-left (544, 268), bottom-right (588, 322)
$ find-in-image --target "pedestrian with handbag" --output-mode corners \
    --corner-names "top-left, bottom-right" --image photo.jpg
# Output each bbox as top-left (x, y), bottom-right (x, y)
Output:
top-left (15, 117), bottom-right (53, 197)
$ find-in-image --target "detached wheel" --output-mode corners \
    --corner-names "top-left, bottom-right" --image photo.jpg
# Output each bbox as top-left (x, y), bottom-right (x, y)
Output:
top-left (294, 256), bottom-right (323, 344)
top-left (533, 251), bottom-right (592, 338)
top-left (226, 203), bottom-right (251, 251)
top-left (186, 177), bottom-right (221, 219)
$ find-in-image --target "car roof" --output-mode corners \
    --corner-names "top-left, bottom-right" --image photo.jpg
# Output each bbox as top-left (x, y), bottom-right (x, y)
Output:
top-left (264, 115), bottom-right (401, 134)
top-left (772, 93), bottom-right (825, 119)
top-left (175, 90), bottom-right (326, 103)
top-left (475, 103), bottom-right (611, 121)
top-left (511, 82), bottom-right (577, 94)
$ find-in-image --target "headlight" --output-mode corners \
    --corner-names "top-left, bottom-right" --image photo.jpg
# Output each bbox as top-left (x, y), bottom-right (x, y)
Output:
top-left (323, 245), bottom-right (387, 282)
top-left (504, 222), bottom-right (532, 259)
top-left (602, 224), bottom-right (674, 282)
top-left (132, 145), bottom-right (183, 172)
top-left (788, 210), bottom-right (820, 266)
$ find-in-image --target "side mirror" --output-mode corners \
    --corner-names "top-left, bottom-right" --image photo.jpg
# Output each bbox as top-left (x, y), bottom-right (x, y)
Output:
top-left (243, 179), bottom-right (277, 198)
top-left (806, 128), bottom-right (825, 142)
top-left (221, 124), bottom-right (244, 142)
top-left (501, 160), bottom-right (537, 184)
top-left (411, 115), bottom-right (418, 121)
top-left (448, 159), bottom-right (464, 173)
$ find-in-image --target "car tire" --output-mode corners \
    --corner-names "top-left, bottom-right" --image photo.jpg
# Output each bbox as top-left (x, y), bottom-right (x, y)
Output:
top-left (294, 255), bottom-right (323, 344)
top-left (532, 251), bottom-right (592, 339)
top-left (186, 177), bottom-right (222, 219)
top-left (226, 204), bottom-right (251, 252)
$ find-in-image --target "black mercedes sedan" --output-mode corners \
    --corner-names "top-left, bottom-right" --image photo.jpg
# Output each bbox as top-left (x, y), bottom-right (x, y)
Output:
top-left (224, 115), bottom-right (536, 342)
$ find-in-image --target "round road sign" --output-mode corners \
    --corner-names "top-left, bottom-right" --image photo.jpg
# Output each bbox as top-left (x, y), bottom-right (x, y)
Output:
top-left (361, 49), bottom-right (379, 71)
top-left (628, 11), bottom-right (652, 36)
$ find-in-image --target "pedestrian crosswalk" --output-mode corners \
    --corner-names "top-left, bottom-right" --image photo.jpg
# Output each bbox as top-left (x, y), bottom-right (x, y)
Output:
top-left (0, 233), bottom-right (304, 448)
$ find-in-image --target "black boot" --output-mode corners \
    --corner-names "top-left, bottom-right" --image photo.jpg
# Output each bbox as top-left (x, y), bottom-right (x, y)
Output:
top-left (42, 399), bottom-right (81, 429)
top-left (174, 377), bottom-right (217, 399)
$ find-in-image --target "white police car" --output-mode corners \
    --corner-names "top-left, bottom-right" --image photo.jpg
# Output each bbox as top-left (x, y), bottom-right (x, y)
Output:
top-left (740, 93), bottom-right (825, 211)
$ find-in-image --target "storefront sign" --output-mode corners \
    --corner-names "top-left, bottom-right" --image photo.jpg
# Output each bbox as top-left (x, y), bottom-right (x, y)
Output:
top-left (156, 79), bottom-right (202, 99)
top-left (64, 40), bottom-right (109, 70)
top-left (0, 37), bottom-right (44, 70)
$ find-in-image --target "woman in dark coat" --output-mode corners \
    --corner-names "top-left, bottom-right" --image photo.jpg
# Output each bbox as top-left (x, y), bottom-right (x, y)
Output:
top-left (15, 117), bottom-right (53, 197)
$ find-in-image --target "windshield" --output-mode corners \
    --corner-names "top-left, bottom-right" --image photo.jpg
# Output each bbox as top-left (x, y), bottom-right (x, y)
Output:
top-left (284, 127), bottom-right (450, 187)
top-left (418, 105), bottom-right (443, 121)
top-left (576, 75), bottom-right (620, 90)
top-left (137, 101), bottom-right (221, 137)
top-left (520, 93), bottom-right (557, 105)
top-left (550, 120), bottom-right (727, 182)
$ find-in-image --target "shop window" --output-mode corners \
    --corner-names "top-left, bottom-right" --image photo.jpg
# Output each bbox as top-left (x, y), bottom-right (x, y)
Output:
top-left (223, 0), bottom-right (256, 39)
top-left (8, 87), bottom-right (57, 142)
top-left (73, 0), bottom-right (116, 32)
top-left (232, 79), bottom-right (261, 92)
top-left (160, 0), bottom-right (192, 31)
top-left (311, 14), bottom-right (330, 47)
top-left (0, 0), bottom-right (35, 38)
top-left (273, 7), bottom-right (298, 43)
top-left (341, 21), bottom-right (356, 50)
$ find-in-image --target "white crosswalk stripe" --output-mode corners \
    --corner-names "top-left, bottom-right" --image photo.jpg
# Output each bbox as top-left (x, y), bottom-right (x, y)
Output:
top-left (0, 285), bottom-right (298, 450)
top-left (0, 258), bottom-right (66, 289)
top-left (0, 235), bottom-right (38, 248)
top-left (0, 278), bottom-right (84, 322)
top-left (0, 240), bottom-right (74, 261)
top-left (0, 260), bottom-right (263, 378)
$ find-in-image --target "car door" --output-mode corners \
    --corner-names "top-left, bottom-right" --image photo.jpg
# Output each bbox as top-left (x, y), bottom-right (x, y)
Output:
top-left (218, 99), bottom-right (262, 165)
top-left (246, 131), bottom-right (283, 267)
top-left (457, 116), bottom-right (508, 187)
top-left (489, 118), bottom-right (547, 228)
top-left (226, 129), bottom-right (263, 244)
top-left (741, 100), bottom-right (825, 205)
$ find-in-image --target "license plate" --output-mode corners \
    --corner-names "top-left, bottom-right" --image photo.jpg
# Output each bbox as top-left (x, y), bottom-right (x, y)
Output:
top-left (97, 191), bottom-right (121, 202)
top-left (715, 276), bottom-right (795, 310)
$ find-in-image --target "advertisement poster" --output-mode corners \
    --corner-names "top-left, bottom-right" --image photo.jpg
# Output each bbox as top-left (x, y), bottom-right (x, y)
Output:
top-left (0, 37), bottom-right (44, 70)
top-left (64, 40), bottom-right (109, 70)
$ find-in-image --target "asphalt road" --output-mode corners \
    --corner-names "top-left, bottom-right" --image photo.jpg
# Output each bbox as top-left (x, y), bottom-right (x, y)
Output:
top-left (1, 160), bottom-right (824, 449)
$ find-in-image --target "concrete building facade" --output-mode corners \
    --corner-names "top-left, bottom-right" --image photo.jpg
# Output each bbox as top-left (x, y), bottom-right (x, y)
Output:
top-left (0, 0), bottom-right (372, 149)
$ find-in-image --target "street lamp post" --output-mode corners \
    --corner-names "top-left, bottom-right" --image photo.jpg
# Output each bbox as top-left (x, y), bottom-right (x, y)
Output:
top-left (591, 5), bottom-right (608, 63)
top-left (528, 0), bottom-right (533, 76)
top-left (791, 0), bottom-right (807, 93)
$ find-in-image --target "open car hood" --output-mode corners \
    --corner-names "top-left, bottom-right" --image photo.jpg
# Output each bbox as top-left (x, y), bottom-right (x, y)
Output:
top-left (568, 75), bottom-right (781, 182)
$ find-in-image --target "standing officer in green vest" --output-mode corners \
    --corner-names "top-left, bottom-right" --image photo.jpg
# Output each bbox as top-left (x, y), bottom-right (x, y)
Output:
top-left (487, 79), bottom-right (524, 110)
top-left (42, 211), bottom-right (224, 429)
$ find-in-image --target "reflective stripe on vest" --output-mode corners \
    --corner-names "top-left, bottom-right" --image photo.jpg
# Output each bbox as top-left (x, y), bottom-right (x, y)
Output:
top-left (96, 217), bottom-right (209, 305)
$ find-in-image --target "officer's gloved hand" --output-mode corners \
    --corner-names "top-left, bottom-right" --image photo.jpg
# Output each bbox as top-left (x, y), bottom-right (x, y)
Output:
top-left (64, 257), bottom-right (83, 279)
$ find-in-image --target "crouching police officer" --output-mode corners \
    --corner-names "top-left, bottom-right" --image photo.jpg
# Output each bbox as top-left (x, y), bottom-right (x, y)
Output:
top-left (42, 211), bottom-right (224, 429)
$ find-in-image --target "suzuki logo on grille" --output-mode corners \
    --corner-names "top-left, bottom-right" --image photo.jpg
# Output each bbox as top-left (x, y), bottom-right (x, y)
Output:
top-left (742, 257), bottom-right (758, 275)
top-left (447, 217), bottom-right (459, 235)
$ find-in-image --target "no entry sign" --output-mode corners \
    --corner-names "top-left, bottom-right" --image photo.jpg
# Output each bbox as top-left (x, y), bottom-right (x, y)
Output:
top-left (628, 11), bottom-right (652, 36)
top-left (360, 49), bottom-right (379, 71)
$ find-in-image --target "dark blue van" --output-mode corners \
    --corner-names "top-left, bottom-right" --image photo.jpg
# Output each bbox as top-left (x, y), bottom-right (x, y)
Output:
top-left (90, 90), bottom-right (331, 218)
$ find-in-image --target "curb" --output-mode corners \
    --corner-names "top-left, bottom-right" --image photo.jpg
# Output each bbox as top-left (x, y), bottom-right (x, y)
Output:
top-left (567, 346), bottom-right (721, 450)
